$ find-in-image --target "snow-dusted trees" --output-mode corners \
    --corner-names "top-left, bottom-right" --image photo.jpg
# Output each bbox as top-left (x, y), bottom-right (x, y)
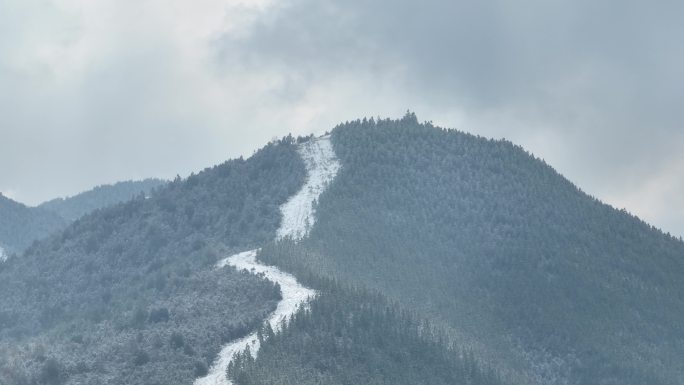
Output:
top-left (273, 115), bottom-right (684, 385)
top-left (228, 272), bottom-right (504, 385)
top-left (0, 136), bottom-right (307, 385)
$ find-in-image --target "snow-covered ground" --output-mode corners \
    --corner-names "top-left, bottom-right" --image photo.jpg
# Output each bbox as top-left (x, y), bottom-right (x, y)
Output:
top-left (194, 136), bottom-right (340, 385)
top-left (277, 136), bottom-right (341, 241)
top-left (0, 246), bottom-right (7, 262)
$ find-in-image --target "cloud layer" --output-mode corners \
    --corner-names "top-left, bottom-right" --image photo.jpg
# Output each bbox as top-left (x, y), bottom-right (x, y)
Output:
top-left (1, 0), bottom-right (682, 236)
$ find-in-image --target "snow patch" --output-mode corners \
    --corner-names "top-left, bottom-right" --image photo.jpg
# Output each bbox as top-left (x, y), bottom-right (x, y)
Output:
top-left (194, 135), bottom-right (340, 385)
top-left (0, 246), bottom-right (7, 262)
top-left (277, 136), bottom-right (340, 241)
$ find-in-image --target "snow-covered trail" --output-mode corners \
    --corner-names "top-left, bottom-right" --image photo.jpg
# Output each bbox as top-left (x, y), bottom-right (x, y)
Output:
top-left (194, 136), bottom-right (340, 385)
top-left (277, 136), bottom-right (340, 240)
top-left (194, 250), bottom-right (316, 385)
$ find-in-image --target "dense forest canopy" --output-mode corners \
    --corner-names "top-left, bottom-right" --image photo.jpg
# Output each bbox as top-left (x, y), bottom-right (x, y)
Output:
top-left (228, 259), bottom-right (506, 385)
top-left (267, 114), bottom-right (684, 385)
top-left (1, 116), bottom-right (682, 385)
top-left (0, 137), bottom-right (306, 385)
top-left (0, 179), bottom-right (166, 258)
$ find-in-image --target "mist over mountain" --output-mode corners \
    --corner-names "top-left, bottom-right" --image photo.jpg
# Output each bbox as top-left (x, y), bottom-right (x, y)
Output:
top-left (1, 116), bottom-right (682, 385)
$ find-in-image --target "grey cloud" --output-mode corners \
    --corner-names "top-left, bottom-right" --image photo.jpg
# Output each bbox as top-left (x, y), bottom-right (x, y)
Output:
top-left (218, 0), bottom-right (684, 235)
top-left (229, 0), bottom-right (683, 111)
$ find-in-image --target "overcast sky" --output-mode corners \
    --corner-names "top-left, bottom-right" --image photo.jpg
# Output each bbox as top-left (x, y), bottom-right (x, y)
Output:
top-left (1, 0), bottom-right (682, 237)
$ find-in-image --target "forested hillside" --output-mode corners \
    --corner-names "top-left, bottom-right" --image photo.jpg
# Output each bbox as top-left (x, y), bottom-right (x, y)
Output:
top-left (0, 194), bottom-right (67, 256)
top-left (1, 179), bottom-right (166, 259)
top-left (0, 137), bottom-right (306, 385)
top-left (230, 245), bottom-right (506, 385)
top-left (268, 114), bottom-right (684, 385)
top-left (38, 179), bottom-right (167, 221)
top-left (3, 116), bottom-right (682, 385)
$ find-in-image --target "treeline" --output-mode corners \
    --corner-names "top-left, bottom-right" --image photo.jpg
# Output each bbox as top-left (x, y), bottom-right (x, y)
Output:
top-left (228, 259), bottom-right (505, 385)
top-left (0, 136), bottom-right (306, 385)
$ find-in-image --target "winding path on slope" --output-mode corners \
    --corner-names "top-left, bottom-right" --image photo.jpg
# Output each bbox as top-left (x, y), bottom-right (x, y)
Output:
top-left (194, 136), bottom-right (340, 385)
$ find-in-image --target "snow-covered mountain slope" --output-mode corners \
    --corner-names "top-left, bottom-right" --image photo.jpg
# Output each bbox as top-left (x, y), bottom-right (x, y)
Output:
top-left (195, 250), bottom-right (316, 385)
top-left (277, 136), bottom-right (341, 241)
top-left (194, 136), bottom-right (340, 385)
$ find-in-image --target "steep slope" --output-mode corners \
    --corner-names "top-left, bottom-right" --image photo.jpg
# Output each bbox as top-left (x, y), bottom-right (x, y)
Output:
top-left (38, 179), bottom-right (167, 222)
top-left (0, 137), bottom-right (306, 385)
top-left (228, 275), bottom-right (506, 385)
top-left (196, 135), bottom-right (508, 385)
top-left (265, 114), bottom-right (684, 385)
top-left (3, 133), bottom-right (495, 385)
top-left (222, 136), bottom-right (508, 385)
top-left (0, 194), bottom-right (67, 256)
top-left (195, 136), bottom-right (335, 385)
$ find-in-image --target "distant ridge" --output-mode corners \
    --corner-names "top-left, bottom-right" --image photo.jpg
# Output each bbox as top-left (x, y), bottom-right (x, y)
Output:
top-left (0, 179), bottom-right (166, 257)
top-left (0, 193), bottom-right (66, 256)
top-left (38, 178), bottom-right (167, 221)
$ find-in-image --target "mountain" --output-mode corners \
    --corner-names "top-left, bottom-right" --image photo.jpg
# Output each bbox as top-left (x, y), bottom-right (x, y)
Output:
top-left (0, 139), bottom-right (305, 384)
top-left (38, 179), bottom-right (167, 222)
top-left (260, 114), bottom-right (684, 385)
top-left (0, 194), bottom-right (67, 257)
top-left (1, 115), bottom-right (683, 385)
